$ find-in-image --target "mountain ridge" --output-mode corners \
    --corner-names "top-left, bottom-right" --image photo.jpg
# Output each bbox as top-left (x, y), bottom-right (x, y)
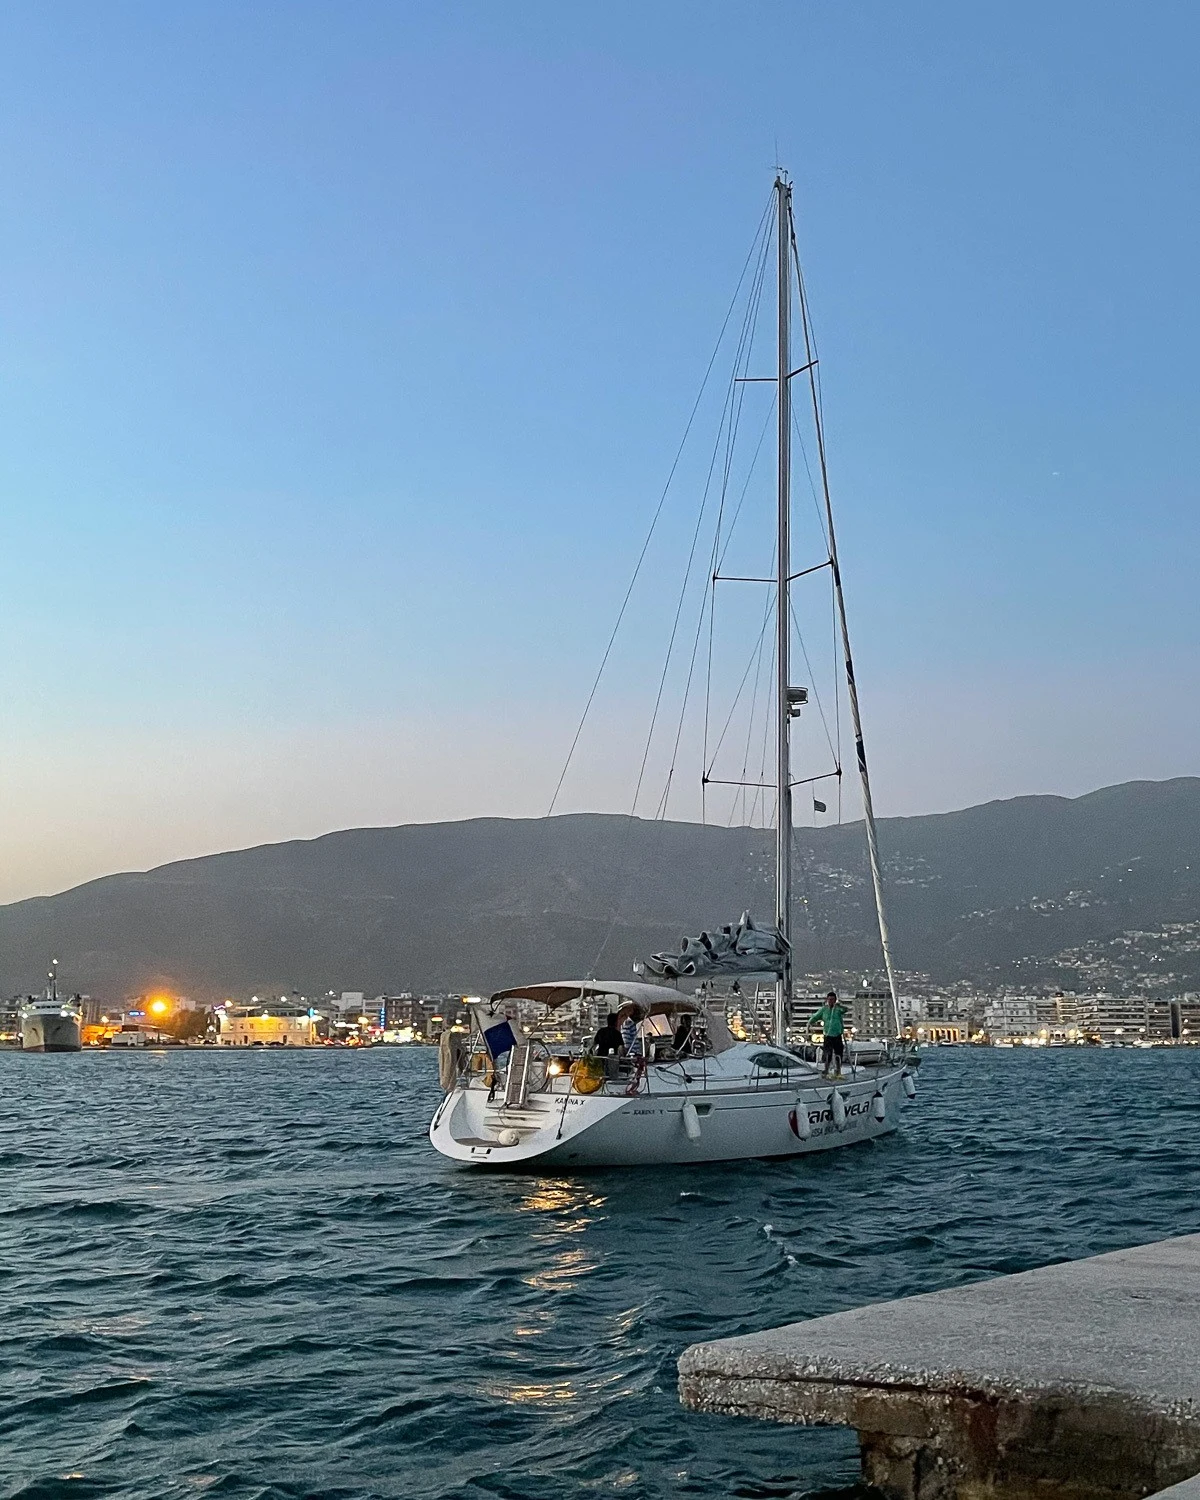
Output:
top-left (3, 777), bottom-right (1198, 1001)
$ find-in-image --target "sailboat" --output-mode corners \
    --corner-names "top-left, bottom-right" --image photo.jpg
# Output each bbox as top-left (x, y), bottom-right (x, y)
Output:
top-left (430, 177), bottom-right (917, 1168)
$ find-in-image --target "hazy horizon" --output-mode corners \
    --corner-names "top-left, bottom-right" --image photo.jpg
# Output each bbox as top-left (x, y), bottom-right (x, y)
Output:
top-left (2, 2), bottom-right (1198, 902)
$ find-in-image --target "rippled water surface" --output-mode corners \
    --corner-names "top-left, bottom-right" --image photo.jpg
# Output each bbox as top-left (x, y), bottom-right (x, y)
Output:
top-left (2, 1046), bottom-right (1199, 1500)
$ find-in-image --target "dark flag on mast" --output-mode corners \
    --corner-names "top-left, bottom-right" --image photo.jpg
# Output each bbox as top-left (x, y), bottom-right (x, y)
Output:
top-left (813, 798), bottom-right (827, 814)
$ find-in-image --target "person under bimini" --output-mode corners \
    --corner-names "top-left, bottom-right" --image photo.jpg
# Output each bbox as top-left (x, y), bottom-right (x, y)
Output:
top-left (592, 1012), bottom-right (624, 1057)
top-left (809, 991), bottom-right (847, 1079)
top-left (618, 1003), bottom-right (645, 1059)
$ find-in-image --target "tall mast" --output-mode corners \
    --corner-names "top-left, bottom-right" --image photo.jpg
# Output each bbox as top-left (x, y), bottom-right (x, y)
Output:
top-left (773, 175), bottom-right (792, 1050)
top-left (788, 206), bottom-right (901, 1037)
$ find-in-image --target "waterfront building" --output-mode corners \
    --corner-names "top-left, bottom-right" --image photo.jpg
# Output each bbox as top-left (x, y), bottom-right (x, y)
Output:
top-left (1142, 996), bottom-right (1200, 1043)
top-left (380, 993), bottom-right (418, 1028)
top-left (949, 994), bottom-right (990, 1033)
top-left (907, 1020), bottom-right (967, 1044)
top-left (0, 996), bottom-right (20, 1045)
top-left (1035, 995), bottom-right (1061, 1029)
top-left (1176, 995), bottom-right (1200, 1041)
top-left (850, 989), bottom-right (893, 1037)
top-left (983, 995), bottom-right (1039, 1040)
top-left (217, 1004), bottom-right (319, 1046)
top-left (897, 995), bottom-right (926, 1023)
top-left (1075, 993), bottom-right (1152, 1044)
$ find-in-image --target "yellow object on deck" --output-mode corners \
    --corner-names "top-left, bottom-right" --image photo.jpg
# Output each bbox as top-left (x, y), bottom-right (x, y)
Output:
top-left (569, 1057), bottom-right (606, 1095)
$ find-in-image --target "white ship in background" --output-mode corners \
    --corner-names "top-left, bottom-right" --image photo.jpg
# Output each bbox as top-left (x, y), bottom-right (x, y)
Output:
top-left (21, 961), bottom-right (83, 1053)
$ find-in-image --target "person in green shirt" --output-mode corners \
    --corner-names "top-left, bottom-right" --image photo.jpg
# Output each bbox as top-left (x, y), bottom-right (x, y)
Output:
top-left (809, 991), bottom-right (847, 1079)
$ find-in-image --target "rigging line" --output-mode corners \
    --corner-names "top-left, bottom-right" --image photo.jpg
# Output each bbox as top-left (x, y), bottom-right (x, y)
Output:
top-left (711, 232), bottom-right (774, 573)
top-left (786, 227), bottom-right (840, 676)
top-left (706, 228), bottom-right (772, 619)
top-left (789, 195), bottom-right (899, 1033)
top-left (788, 210), bottom-right (827, 431)
top-left (593, 237), bottom-right (771, 971)
top-left (833, 567), bottom-right (843, 823)
top-left (732, 579), bottom-right (774, 825)
top-left (667, 281), bottom-right (767, 824)
top-left (742, 608), bottom-right (776, 830)
top-left (700, 213), bottom-right (775, 827)
top-left (702, 568), bottom-right (714, 827)
top-left (655, 512), bottom-right (723, 822)
top-left (629, 402), bottom-right (726, 816)
top-left (655, 517), bottom-right (718, 822)
top-left (788, 594), bottom-right (839, 766)
top-left (714, 393), bottom-right (776, 576)
top-left (660, 227), bottom-right (772, 827)
top-left (750, 656), bottom-right (775, 826)
top-left (591, 487), bottom-right (709, 972)
top-left (735, 618), bottom-right (770, 826)
top-left (707, 610), bottom-right (772, 789)
top-left (545, 195), bottom-right (774, 819)
top-left (783, 231), bottom-right (831, 555)
top-left (704, 561), bottom-right (775, 778)
top-left (718, 239), bottom-right (768, 495)
top-left (630, 357), bottom-right (742, 826)
top-left (791, 400), bottom-right (831, 553)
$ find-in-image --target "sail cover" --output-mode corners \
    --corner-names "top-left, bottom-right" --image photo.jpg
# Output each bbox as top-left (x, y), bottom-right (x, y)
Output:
top-left (645, 912), bottom-right (788, 979)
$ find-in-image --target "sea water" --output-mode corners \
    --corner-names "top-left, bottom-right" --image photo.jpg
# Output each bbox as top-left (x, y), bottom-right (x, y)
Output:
top-left (1, 1045), bottom-right (1198, 1500)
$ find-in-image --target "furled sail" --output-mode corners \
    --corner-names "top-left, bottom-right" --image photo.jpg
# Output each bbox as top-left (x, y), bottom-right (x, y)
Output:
top-left (644, 912), bottom-right (788, 979)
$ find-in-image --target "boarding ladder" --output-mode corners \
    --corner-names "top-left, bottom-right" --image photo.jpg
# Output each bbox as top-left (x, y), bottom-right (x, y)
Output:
top-left (503, 1042), bottom-right (535, 1110)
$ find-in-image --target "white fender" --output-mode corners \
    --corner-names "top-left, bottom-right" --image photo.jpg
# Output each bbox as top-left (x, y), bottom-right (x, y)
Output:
top-left (831, 1089), bottom-right (846, 1128)
top-left (681, 1099), bottom-right (702, 1141)
top-left (871, 1091), bottom-right (887, 1123)
top-left (902, 1070), bottom-right (917, 1099)
top-left (788, 1101), bottom-right (811, 1140)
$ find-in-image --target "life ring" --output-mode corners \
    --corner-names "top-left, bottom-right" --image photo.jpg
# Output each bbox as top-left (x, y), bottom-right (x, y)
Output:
top-left (569, 1057), bottom-right (606, 1095)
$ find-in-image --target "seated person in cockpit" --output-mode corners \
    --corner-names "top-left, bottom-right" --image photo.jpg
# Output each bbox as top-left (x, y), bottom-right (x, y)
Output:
top-left (671, 1012), bottom-right (695, 1057)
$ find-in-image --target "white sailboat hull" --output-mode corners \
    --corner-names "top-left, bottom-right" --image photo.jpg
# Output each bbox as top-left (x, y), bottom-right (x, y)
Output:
top-left (431, 1061), bottom-right (907, 1168)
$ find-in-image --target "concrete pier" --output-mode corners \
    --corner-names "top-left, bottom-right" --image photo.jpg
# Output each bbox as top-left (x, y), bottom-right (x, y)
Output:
top-left (678, 1234), bottom-right (1200, 1500)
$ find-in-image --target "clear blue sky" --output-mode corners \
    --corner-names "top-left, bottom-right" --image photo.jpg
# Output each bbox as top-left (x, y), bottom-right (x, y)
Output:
top-left (1, 0), bottom-right (1197, 899)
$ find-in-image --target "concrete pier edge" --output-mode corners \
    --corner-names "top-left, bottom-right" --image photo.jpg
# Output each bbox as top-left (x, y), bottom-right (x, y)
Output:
top-left (678, 1233), bottom-right (1200, 1500)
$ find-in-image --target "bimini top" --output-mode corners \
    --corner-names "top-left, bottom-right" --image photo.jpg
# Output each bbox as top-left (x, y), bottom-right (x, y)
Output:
top-left (487, 980), bottom-right (695, 1014)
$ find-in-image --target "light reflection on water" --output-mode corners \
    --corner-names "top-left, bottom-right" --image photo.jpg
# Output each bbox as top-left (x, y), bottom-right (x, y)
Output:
top-left (0, 1045), bottom-right (1198, 1499)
